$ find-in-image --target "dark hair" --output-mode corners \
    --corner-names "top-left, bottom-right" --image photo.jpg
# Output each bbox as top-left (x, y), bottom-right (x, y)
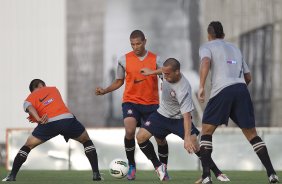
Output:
top-left (29, 79), bottom-right (46, 92)
top-left (208, 21), bottom-right (225, 38)
top-left (130, 30), bottom-right (145, 41)
top-left (163, 58), bottom-right (180, 71)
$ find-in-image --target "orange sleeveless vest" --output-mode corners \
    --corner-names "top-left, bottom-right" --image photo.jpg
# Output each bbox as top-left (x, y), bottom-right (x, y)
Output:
top-left (123, 51), bottom-right (159, 105)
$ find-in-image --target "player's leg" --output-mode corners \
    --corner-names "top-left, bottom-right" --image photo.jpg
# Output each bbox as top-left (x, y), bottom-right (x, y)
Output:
top-left (2, 135), bottom-right (44, 181)
top-left (241, 128), bottom-right (278, 183)
top-left (74, 130), bottom-right (101, 181)
top-left (154, 137), bottom-right (169, 180)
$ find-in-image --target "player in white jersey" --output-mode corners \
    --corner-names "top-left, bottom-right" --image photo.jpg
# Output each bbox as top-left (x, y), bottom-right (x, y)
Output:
top-left (137, 58), bottom-right (229, 182)
top-left (198, 21), bottom-right (279, 184)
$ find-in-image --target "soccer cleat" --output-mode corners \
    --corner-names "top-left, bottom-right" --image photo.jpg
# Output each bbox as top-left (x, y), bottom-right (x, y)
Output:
top-left (194, 177), bottom-right (203, 184)
top-left (127, 164), bottom-right (136, 180)
top-left (155, 163), bottom-right (166, 181)
top-left (216, 173), bottom-right (230, 181)
top-left (2, 174), bottom-right (16, 182)
top-left (163, 164), bottom-right (170, 181)
top-left (202, 176), bottom-right (212, 184)
top-left (269, 174), bottom-right (279, 183)
top-left (93, 172), bottom-right (103, 181)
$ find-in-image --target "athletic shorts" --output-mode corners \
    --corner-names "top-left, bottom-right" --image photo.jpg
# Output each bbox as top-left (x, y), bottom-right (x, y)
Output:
top-left (122, 102), bottom-right (159, 127)
top-left (202, 83), bottom-right (255, 128)
top-left (32, 117), bottom-right (85, 142)
top-left (142, 111), bottom-right (200, 140)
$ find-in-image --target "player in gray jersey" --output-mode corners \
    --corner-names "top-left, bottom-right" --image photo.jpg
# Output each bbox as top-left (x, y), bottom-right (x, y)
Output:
top-left (198, 21), bottom-right (278, 184)
top-left (137, 58), bottom-right (229, 182)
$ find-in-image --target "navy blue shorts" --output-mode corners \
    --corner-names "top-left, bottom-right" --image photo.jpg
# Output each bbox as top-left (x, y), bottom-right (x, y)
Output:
top-left (32, 117), bottom-right (85, 142)
top-left (142, 111), bottom-right (200, 140)
top-left (202, 83), bottom-right (255, 128)
top-left (122, 102), bottom-right (159, 127)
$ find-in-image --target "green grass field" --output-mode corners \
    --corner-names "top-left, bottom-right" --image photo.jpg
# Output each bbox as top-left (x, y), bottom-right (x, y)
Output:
top-left (0, 167), bottom-right (280, 184)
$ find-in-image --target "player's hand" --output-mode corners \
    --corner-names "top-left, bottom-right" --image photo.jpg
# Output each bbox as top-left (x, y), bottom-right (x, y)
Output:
top-left (198, 87), bottom-right (205, 103)
top-left (184, 136), bottom-right (196, 154)
top-left (140, 68), bottom-right (153, 76)
top-left (95, 87), bottom-right (105, 95)
top-left (37, 114), bottom-right (48, 124)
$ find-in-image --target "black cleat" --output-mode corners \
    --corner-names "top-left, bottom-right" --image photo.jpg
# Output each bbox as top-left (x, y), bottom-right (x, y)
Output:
top-left (201, 176), bottom-right (212, 184)
top-left (269, 174), bottom-right (279, 183)
top-left (93, 172), bottom-right (102, 181)
top-left (2, 174), bottom-right (16, 182)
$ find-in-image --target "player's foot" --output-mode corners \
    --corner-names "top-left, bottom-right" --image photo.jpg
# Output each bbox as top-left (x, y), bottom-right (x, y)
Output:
top-left (216, 173), bottom-right (230, 181)
top-left (155, 163), bottom-right (166, 181)
top-left (93, 172), bottom-right (103, 181)
top-left (163, 164), bottom-right (170, 181)
top-left (127, 164), bottom-right (136, 180)
top-left (2, 174), bottom-right (16, 182)
top-left (194, 177), bottom-right (202, 184)
top-left (202, 176), bottom-right (212, 184)
top-left (269, 174), bottom-right (279, 183)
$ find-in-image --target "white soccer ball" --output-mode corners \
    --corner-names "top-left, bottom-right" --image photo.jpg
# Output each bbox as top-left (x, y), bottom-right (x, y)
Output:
top-left (109, 158), bottom-right (129, 179)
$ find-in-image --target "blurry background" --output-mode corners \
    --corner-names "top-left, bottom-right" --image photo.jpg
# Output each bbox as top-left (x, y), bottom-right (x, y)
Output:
top-left (0, 0), bottom-right (281, 170)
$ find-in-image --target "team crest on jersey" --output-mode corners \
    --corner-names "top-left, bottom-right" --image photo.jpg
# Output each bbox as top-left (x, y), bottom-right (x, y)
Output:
top-left (145, 121), bottom-right (151, 126)
top-left (43, 98), bottom-right (53, 105)
top-left (170, 90), bottom-right (176, 97)
top-left (127, 109), bottom-right (133, 115)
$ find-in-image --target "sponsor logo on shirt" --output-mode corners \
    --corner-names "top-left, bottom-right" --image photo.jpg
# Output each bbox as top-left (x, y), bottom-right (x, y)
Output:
top-left (227, 60), bottom-right (237, 64)
top-left (43, 98), bottom-right (53, 105)
top-left (133, 79), bottom-right (146, 84)
top-left (39, 94), bottom-right (49, 102)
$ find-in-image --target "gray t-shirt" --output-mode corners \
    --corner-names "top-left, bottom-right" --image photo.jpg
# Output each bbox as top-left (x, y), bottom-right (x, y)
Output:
top-left (199, 39), bottom-right (250, 98)
top-left (116, 51), bottom-right (163, 79)
top-left (158, 74), bottom-right (194, 119)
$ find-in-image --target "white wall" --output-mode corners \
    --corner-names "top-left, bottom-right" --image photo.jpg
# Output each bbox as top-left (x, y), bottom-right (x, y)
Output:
top-left (0, 0), bottom-right (66, 142)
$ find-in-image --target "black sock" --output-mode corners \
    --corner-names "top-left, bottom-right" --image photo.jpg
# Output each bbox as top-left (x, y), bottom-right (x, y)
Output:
top-left (11, 146), bottom-right (31, 176)
top-left (250, 136), bottom-right (276, 176)
top-left (158, 143), bottom-right (168, 165)
top-left (139, 140), bottom-right (161, 168)
top-left (83, 140), bottom-right (99, 173)
top-left (124, 137), bottom-right (135, 166)
top-left (200, 135), bottom-right (213, 178)
top-left (195, 151), bottom-right (221, 177)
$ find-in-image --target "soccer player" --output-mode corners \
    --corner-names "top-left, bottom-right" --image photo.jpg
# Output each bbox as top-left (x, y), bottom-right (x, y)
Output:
top-left (2, 79), bottom-right (101, 182)
top-left (95, 30), bottom-right (169, 180)
top-left (137, 58), bottom-right (229, 182)
top-left (198, 21), bottom-right (279, 184)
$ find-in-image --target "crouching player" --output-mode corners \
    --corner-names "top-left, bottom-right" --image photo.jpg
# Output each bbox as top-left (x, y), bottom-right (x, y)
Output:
top-left (2, 79), bottom-right (101, 182)
top-left (137, 58), bottom-right (229, 183)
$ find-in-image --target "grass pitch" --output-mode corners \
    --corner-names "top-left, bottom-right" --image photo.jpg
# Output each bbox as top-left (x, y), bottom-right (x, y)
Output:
top-left (0, 167), bottom-right (280, 184)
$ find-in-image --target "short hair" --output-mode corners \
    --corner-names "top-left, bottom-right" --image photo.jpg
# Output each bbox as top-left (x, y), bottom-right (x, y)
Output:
top-left (130, 30), bottom-right (145, 41)
top-left (29, 79), bottom-right (46, 92)
top-left (207, 21), bottom-right (225, 38)
top-left (163, 58), bottom-right (180, 71)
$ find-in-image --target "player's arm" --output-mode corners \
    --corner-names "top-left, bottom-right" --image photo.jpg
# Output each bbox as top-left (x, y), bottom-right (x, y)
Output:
top-left (95, 79), bottom-right (124, 95)
top-left (244, 72), bottom-right (251, 85)
top-left (26, 105), bottom-right (48, 124)
top-left (183, 112), bottom-right (196, 154)
top-left (198, 57), bottom-right (211, 103)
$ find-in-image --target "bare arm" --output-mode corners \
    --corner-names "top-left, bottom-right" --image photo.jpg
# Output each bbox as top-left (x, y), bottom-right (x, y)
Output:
top-left (27, 105), bottom-right (48, 124)
top-left (95, 79), bottom-right (124, 95)
top-left (183, 112), bottom-right (196, 154)
top-left (198, 57), bottom-right (211, 103)
top-left (244, 72), bottom-right (251, 85)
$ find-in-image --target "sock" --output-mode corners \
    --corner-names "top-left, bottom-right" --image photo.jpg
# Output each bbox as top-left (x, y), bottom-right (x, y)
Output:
top-left (124, 137), bottom-right (135, 166)
top-left (250, 136), bottom-right (276, 176)
top-left (195, 151), bottom-right (221, 176)
top-left (200, 135), bottom-right (213, 178)
top-left (158, 143), bottom-right (168, 165)
top-left (11, 146), bottom-right (31, 176)
top-left (139, 140), bottom-right (161, 168)
top-left (83, 140), bottom-right (99, 173)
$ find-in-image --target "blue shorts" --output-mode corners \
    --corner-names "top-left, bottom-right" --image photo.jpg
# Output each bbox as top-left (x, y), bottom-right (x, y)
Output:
top-left (142, 111), bottom-right (200, 140)
top-left (32, 117), bottom-right (85, 142)
top-left (202, 83), bottom-right (255, 128)
top-left (122, 102), bottom-right (159, 127)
